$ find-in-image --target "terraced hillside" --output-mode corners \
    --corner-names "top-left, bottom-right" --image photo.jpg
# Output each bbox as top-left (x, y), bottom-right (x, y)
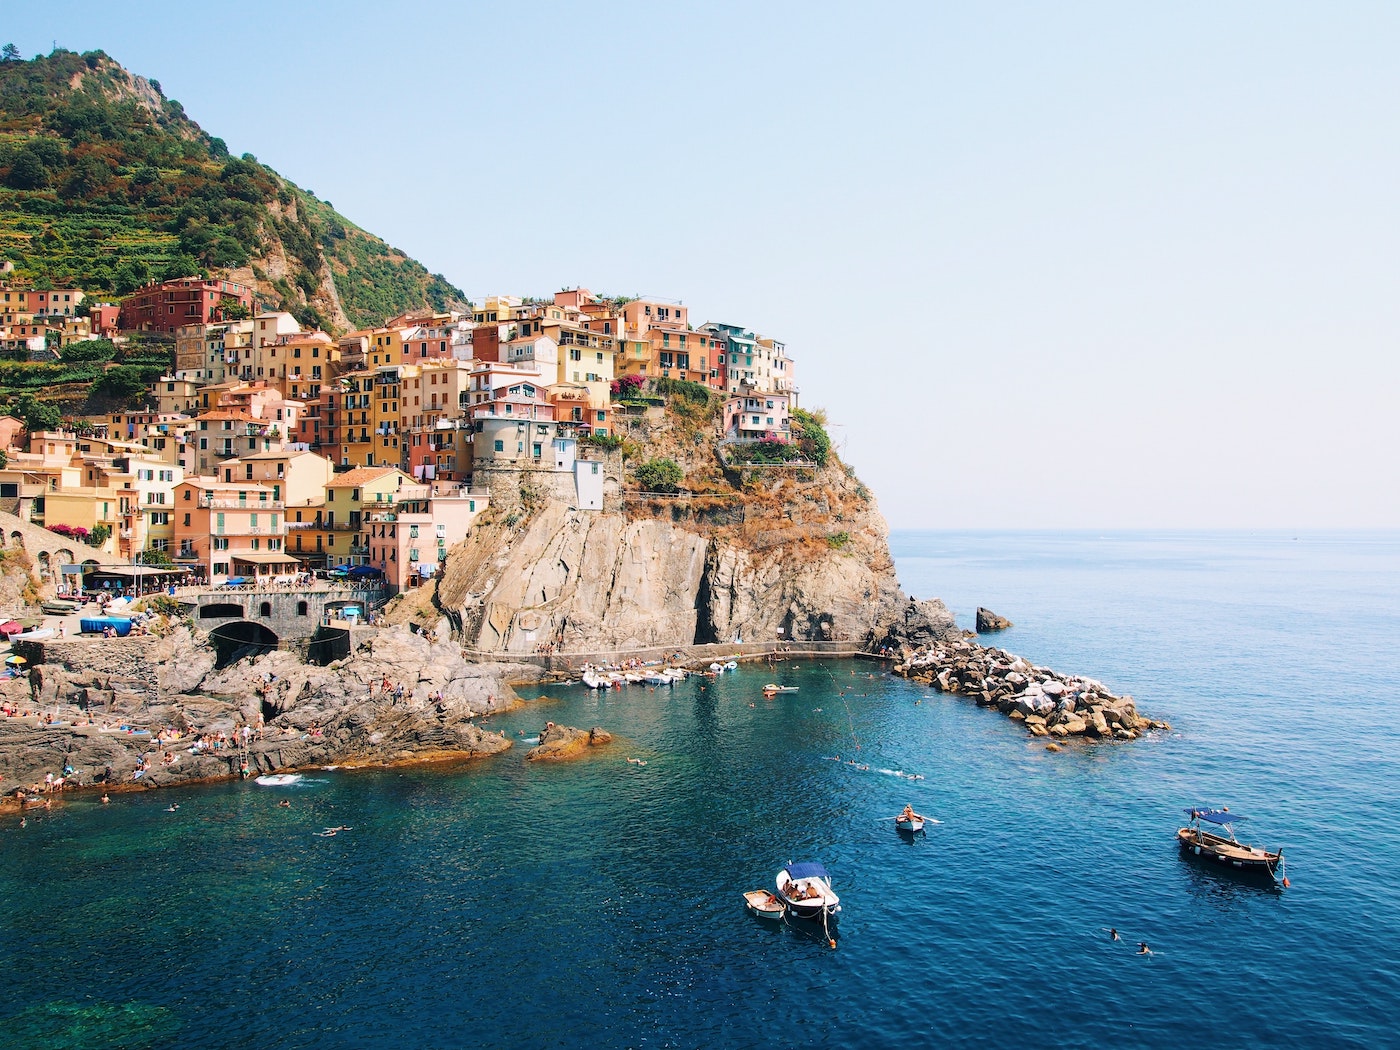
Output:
top-left (0, 48), bottom-right (466, 331)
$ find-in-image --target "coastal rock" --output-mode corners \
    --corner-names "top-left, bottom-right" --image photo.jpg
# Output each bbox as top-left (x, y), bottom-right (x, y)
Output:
top-left (975, 607), bottom-right (1013, 632)
top-left (526, 723), bottom-right (613, 761)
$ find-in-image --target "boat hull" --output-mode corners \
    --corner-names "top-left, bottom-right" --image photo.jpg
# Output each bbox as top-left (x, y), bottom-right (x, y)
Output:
top-left (1177, 828), bottom-right (1284, 881)
top-left (742, 890), bottom-right (785, 920)
top-left (896, 817), bottom-right (925, 834)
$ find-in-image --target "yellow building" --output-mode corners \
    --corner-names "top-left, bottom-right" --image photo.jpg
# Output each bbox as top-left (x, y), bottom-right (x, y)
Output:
top-left (324, 466), bottom-right (414, 566)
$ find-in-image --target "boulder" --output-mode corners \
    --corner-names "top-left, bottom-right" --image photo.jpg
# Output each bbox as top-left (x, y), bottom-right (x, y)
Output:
top-left (526, 723), bottom-right (613, 761)
top-left (975, 607), bottom-right (1013, 632)
top-left (1062, 717), bottom-right (1088, 735)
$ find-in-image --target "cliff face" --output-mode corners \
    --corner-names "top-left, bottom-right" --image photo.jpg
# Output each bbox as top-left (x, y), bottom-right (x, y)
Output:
top-left (432, 454), bottom-right (954, 654)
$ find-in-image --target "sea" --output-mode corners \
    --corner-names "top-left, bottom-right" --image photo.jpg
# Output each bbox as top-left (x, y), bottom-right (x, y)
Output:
top-left (1, 530), bottom-right (1398, 1049)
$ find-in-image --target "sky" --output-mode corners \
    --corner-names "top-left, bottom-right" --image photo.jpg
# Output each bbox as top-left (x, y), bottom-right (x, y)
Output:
top-left (9, 2), bottom-right (1400, 528)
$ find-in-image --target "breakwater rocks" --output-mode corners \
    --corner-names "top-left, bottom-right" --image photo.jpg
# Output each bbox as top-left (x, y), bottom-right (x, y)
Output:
top-left (975, 607), bottom-right (1012, 632)
top-left (895, 639), bottom-right (1169, 741)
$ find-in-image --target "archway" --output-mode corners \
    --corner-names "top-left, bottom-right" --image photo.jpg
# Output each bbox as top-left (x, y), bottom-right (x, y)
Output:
top-left (208, 620), bottom-right (280, 669)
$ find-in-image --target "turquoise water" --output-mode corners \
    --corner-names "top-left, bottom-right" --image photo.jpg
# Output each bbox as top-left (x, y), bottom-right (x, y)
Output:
top-left (2, 531), bottom-right (1398, 1048)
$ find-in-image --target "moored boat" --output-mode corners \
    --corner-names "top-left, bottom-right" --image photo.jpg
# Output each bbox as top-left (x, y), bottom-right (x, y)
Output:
top-left (761, 684), bottom-right (798, 694)
top-left (1178, 807), bottom-right (1288, 886)
top-left (776, 862), bottom-right (840, 920)
top-left (12, 627), bottom-right (56, 641)
top-left (742, 889), bottom-right (785, 920)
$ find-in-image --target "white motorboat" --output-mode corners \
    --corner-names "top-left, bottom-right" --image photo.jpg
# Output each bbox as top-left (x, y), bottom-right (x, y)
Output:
top-left (776, 862), bottom-right (840, 920)
top-left (12, 627), bottom-right (55, 641)
top-left (724, 660), bottom-right (738, 670)
top-left (761, 683), bottom-right (798, 694)
top-left (581, 670), bottom-right (607, 689)
top-left (643, 671), bottom-right (674, 686)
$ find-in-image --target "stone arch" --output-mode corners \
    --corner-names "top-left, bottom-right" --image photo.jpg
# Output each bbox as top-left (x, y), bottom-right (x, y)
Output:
top-left (55, 548), bottom-right (76, 568)
top-left (37, 550), bottom-right (50, 576)
top-left (258, 600), bottom-right (272, 618)
top-left (208, 620), bottom-right (279, 669)
top-left (296, 600), bottom-right (309, 616)
top-left (8, 530), bottom-right (23, 547)
top-left (200, 602), bottom-right (244, 619)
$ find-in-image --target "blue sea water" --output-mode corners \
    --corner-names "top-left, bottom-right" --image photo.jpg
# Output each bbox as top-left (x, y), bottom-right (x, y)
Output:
top-left (2, 530), bottom-right (1399, 1049)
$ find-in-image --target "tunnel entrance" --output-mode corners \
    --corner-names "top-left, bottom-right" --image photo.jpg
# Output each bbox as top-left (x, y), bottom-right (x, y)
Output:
top-left (209, 620), bottom-right (280, 669)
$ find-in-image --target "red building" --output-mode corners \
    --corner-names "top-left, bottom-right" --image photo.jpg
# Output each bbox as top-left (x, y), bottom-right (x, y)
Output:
top-left (119, 277), bottom-right (253, 335)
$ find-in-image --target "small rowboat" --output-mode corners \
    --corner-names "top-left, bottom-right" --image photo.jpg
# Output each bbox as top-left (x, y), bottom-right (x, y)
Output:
top-left (761, 684), bottom-right (798, 694)
top-left (743, 889), bottom-right (785, 920)
top-left (895, 812), bottom-right (926, 834)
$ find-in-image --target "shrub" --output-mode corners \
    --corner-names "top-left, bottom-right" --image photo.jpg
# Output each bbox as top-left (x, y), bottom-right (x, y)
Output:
top-left (791, 408), bottom-right (831, 467)
top-left (827, 531), bottom-right (851, 550)
top-left (634, 457), bottom-right (683, 493)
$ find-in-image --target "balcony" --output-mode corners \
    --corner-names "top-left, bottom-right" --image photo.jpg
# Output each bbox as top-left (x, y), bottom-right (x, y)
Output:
top-left (202, 498), bottom-right (285, 510)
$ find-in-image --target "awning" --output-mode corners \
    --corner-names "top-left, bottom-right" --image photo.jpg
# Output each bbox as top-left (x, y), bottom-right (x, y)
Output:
top-left (784, 862), bottom-right (830, 880)
top-left (1185, 808), bottom-right (1247, 825)
top-left (231, 552), bottom-right (301, 565)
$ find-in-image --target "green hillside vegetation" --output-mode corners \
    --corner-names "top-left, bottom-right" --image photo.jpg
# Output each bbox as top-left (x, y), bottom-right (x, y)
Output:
top-left (0, 48), bottom-right (466, 330)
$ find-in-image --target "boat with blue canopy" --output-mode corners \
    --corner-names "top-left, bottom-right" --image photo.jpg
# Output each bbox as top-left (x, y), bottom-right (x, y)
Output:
top-left (775, 861), bottom-right (841, 920)
top-left (1178, 807), bottom-right (1288, 886)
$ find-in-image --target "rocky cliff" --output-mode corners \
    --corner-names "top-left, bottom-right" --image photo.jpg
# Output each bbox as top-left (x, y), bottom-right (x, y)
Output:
top-left (422, 419), bottom-right (956, 654)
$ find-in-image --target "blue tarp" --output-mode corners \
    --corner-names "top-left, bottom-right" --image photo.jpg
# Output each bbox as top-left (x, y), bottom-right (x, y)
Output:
top-left (222, 577), bottom-right (247, 587)
top-left (1186, 808), bottom-right (1247, 825)
top-left (347, 565), bottom-right (382, 577)
top-left (785, 862), bottom-right (830, 880)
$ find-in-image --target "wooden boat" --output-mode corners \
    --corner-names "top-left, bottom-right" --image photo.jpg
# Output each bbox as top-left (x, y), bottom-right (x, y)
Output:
top-left (895, 810), bottom-right (926, 834)
top-left (742, 889), bottom-right (785, 920)
top-left (1178, 807), bottom-right (1288, 886)
top-left (776, 862), bottom-right (840, 920)
top-left (41, 600), bottom-right (81, 615)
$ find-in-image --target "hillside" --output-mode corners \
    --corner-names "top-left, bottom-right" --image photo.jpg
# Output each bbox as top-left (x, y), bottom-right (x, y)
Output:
top-left (0, 49), bottom-right (466, 331)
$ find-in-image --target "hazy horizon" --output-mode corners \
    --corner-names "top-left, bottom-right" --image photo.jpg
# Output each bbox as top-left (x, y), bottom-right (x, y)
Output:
top-left (9, 2), bottom-right (1398, 529)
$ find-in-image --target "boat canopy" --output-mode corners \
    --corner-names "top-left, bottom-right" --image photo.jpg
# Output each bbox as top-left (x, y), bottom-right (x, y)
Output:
top-left (1186, 808), bottom-right (1247, 824)
top-left (785, 862), bottom-right (830, 880)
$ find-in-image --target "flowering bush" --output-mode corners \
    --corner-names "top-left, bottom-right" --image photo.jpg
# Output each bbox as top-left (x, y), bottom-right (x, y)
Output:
top-left (46, 523), bottom-right (90, 541)
top-left (610, 374), bottom-right (646, 397)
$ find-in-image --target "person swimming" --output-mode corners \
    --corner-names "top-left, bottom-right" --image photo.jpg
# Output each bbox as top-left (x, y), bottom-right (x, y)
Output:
top-left (1110, 928), bottom-right (1119, 941)
top-left (1137, 942), bottom-right (1152, 955)
top-left (166, 804), bottom-right (179, 812)
top-left (278, 799), bottom-right (291, 808)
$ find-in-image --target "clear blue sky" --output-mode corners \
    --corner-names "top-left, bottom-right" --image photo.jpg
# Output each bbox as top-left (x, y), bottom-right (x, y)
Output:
top-left (10, 2), bottom-right (1399, 527)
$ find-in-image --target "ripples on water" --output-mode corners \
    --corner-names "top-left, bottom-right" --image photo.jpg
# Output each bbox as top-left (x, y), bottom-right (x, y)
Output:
top-left (1, 531), bottom-right (1397, 1049)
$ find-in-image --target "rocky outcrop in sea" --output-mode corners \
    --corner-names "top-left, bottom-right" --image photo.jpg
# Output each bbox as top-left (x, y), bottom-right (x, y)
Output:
top-left (895, 637), bottom-right (1169, 741)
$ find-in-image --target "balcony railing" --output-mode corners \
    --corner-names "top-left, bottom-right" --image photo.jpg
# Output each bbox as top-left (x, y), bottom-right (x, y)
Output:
top-left (202, 498), bottom-right (286, 510)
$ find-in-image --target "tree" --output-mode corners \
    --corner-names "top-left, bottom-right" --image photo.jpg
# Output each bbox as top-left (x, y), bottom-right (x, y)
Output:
top-left (1, 44), bottom-right (20, 63)
top-left (138, 547), bottom-right (173, 567)
top-left (634, 457), bottom-right (684, 494)
top-left (160, 254), bottom-right (204, 282)
top-left (5, 152), bottom-right (49, 190)
top-left (11, 394), bottom-right (61, 433)
top-left (113, 259), bottom-right (152, 295)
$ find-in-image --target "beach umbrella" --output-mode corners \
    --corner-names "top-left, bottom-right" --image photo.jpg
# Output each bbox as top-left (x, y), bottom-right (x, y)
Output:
top-left (6, 655), bottom-right (26, 665)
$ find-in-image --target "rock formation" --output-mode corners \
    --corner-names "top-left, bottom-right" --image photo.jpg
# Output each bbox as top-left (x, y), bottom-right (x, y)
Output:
top-left (525, 723), bottom-right (613, 762)
top-left (1, 626), bottom-right (532, 799)
top-left (976, 607), bottom-right (1013, 632)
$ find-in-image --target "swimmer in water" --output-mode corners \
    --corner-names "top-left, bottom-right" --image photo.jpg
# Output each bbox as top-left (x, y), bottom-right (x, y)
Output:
top-left (1109, 928), bottom-right (1119, 941)
top-left (278, 799), bottom-right (291, 808)
top-left (100, 792), bottom-right (110, 804)
top-left (166, 804), bottom-right (179, 812)
top-left (1137, 942), bottom-right (1152, 956)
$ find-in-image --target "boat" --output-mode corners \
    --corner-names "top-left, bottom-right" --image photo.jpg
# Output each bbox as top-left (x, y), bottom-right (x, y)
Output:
top-left (724, 660), bottom-right (738, 670)
top-left (775, 862), bottom-right (841, 920)
top-left (41, 600), bottom-right (81, 615)
top-left (895, 809), bottom-right (926, 834)
top-left (643, 671), bottom-right (675, 686)
top-left (709, 662), bottom-right (724, 672)
top-left (761, 684), bottom-right (798, 694)
top-left (742, 889), bottom-right (786, 920)
top-left (12, 627), bottom-right (56, 641)
top-left (1178, 807), bottom-right (1288, 886)
top-left (79, 617), bottom-right (133, 637)
top-left (581, 670), bottom-right (607, 689)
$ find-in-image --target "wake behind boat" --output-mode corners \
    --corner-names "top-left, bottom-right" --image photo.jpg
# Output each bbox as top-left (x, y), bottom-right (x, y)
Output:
top-left (1178, 807), bottom-right (1288, 886)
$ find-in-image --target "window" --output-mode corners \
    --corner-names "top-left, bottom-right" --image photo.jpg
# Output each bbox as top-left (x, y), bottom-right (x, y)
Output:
top-left (494, 440), bottom-right (504, 452)
top-left (296, 601), bottom-right (308, 616)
